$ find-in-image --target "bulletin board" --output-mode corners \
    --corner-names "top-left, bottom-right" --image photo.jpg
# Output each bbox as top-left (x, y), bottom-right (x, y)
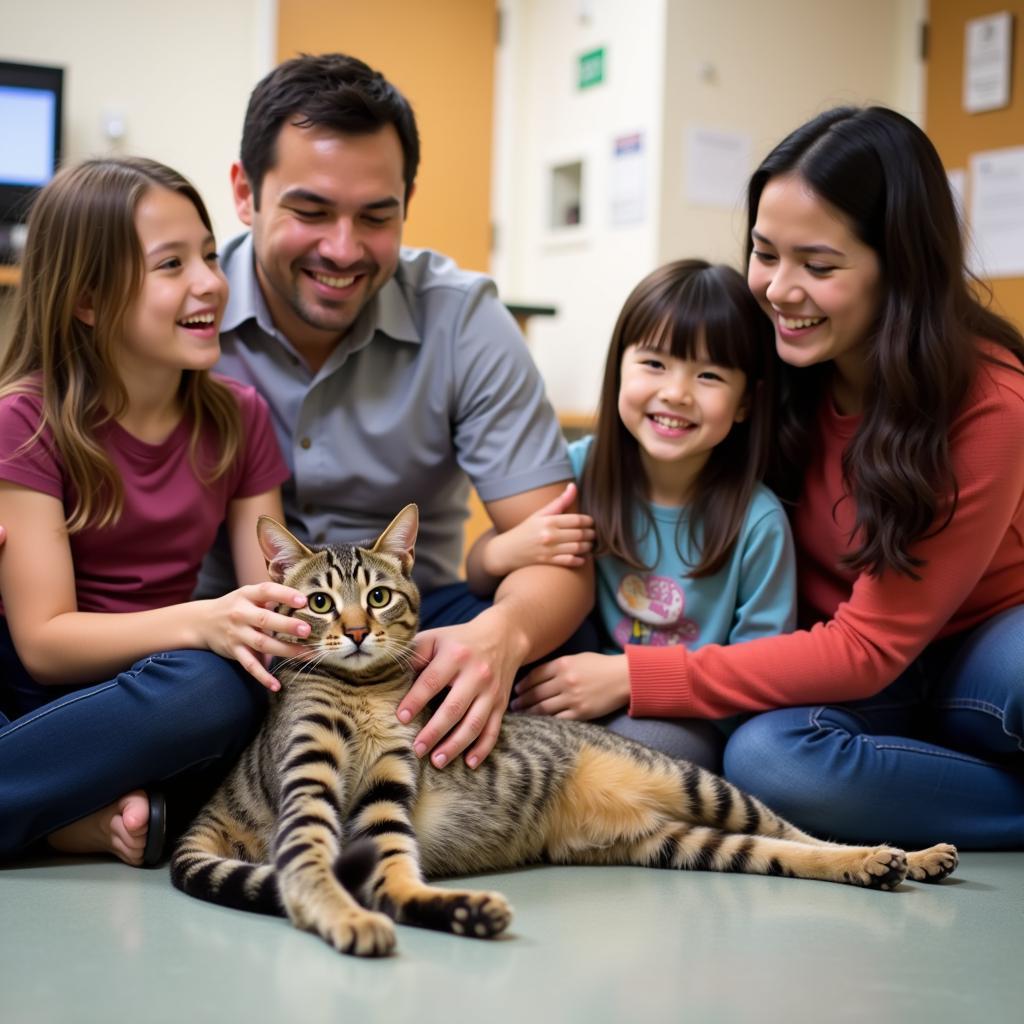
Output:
top-left (926, 0), bottom-right (1024, 330)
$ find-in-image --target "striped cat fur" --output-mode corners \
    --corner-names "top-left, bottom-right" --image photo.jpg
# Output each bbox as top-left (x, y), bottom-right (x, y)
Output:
top-left (171, 504), bottom-right (958, 957)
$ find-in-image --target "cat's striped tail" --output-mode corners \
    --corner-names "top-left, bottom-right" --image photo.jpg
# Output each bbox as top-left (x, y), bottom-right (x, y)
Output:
top-left (170, 844), bottom-right (284, 916)
top-left (170, 835), bottom-right (380, 916)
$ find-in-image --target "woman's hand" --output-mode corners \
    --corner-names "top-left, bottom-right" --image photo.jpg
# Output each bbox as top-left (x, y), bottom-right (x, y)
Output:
top-left (195, 583), bottom-right (310, 691)
top-left (511, 652), bottom-right (629, 720)
top-left (481, 483), bottom-right (595, 576)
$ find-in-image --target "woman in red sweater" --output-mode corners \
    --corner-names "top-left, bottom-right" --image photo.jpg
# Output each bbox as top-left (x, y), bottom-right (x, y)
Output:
top-left (629, 106), bottom-right (1024, 847)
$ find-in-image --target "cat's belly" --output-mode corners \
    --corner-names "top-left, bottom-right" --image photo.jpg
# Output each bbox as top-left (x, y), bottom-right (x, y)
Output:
top-left (411, 715), bottom-right (585, 877)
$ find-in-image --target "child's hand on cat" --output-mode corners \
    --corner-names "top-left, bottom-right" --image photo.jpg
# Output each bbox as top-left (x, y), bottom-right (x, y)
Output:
top-left (511, 652), bottom-right (629, 720)
top-left (480, 483), bottom-right (595, 576)
top-left (196, 583), bottom-right (311, 692)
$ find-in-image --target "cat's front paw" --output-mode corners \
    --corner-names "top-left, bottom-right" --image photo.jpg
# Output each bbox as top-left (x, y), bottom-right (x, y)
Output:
top-left (907, 843), bottom-right (958, 883)
top-left (322, 908), bottom-right (396, 957)
top-left (845, 847), bottom-right (908, 890)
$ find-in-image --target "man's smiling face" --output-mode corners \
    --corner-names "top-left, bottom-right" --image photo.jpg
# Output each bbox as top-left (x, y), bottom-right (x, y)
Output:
top-left (233, 120), bottom-right (409, 350)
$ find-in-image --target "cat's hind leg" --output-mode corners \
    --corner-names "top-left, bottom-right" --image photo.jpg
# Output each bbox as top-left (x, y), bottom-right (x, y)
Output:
top-left (541, 743), bottom-right (909, 889)
top-left (564, 822), bottom-right (909, 889)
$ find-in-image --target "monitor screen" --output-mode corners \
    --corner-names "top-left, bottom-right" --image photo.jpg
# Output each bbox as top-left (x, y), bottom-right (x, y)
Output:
top-left (0, 60), bottom-right (64, 227)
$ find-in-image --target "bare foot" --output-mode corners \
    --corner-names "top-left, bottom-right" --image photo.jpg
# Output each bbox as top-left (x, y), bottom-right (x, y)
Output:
top-left (47, 791), bottom-right (151, 866)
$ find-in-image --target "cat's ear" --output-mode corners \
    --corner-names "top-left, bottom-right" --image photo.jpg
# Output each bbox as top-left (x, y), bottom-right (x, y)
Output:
top-left (257, 515), bottom-right (314, 583)
top-left (373, 504), bottom-right (419, 574)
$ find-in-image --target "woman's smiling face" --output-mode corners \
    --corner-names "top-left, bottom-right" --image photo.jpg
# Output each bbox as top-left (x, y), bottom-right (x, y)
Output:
top-left (747, 173), bottom-right (882, 387)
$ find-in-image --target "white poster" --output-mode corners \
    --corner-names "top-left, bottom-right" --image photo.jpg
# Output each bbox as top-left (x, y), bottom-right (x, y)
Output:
top-left (969, 147), bottom-right (1024, 279)
top-left (686, 127), bottom-right (752, 209)
top-left (610, 131), bottom-right (646, 227)
top-left (963, 12), bottom-right (1014, 113)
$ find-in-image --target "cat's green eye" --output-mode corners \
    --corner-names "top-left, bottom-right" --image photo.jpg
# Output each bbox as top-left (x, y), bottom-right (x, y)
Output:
top-left (367, 587), bottom-right (391, 609)
top-left (308, 592), bottom-right (334, 614)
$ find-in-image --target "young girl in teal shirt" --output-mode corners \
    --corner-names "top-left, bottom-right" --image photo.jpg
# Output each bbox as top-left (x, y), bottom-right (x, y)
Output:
top-left (468, 259), bottom-right (795, 769)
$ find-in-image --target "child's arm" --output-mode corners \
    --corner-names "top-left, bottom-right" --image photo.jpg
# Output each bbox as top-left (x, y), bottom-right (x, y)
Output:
top-left (0, 482), bottom-right (308, 691)
top-left (226, 488), bottom-right (288, 587)
top-left (465, 482), bottom-right (595, 596)
top-left (728, 505), bottom-right (797, 643)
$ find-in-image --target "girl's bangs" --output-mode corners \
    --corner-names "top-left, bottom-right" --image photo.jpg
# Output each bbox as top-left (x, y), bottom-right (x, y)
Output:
top-left (633, 279), bottom-right (749, 371)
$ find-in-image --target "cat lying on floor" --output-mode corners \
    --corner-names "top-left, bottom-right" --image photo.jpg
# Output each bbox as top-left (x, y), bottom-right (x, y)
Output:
top-left (171, 505), bottom-right (958, 957)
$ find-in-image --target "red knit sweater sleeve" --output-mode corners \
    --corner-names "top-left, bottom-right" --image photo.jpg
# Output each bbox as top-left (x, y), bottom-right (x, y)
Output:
top-left (628, 357), bottom-right (1024, 719)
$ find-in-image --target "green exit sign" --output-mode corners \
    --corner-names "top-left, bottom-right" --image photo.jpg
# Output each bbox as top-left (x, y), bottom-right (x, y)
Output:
top-left (578, 47), bottom-right (605, 89)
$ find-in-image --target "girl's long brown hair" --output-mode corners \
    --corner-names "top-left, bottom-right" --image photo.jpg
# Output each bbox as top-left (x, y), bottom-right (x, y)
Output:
top-left (1, 157), bottom-right (242, 532)
top-left (581, 260), bottom-right (776, 578)
top-left (747, 107), bottom-right (1024, 578)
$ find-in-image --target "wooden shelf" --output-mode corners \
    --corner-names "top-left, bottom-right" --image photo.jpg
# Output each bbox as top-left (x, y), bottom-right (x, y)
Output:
top-left (0, 265), bottom-right (20, 288)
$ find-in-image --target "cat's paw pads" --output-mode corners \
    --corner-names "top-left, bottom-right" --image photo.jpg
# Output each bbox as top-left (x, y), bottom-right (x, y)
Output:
top-left (845, 847), bottom-right (908, 890)
top-left (907, 843), bottom-right (958, 883)
top-left (325, 909), bottom-right (396, 957)
top-left (448, 891), bottom-right (513, 938)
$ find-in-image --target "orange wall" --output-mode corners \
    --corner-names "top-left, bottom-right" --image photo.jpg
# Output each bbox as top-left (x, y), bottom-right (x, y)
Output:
top-left (276, 0), bottom-right (496, 272)
top-left (926, 1), bottom-right (1024, 329)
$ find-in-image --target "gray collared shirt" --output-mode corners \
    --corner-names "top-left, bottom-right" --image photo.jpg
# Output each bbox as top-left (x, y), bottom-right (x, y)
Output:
top-left (200, 232), bottom-right (571, 594)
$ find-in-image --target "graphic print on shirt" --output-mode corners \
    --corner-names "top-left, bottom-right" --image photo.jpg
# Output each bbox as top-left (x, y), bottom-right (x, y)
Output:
top-left (612, 573), bottom-right (700, 647)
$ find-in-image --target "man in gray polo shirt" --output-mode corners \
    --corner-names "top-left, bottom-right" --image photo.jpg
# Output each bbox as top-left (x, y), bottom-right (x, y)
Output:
top-left (203, 53), bottom-right (593, 770)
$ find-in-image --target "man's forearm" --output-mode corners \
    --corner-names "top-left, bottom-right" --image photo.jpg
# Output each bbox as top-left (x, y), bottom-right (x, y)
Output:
top-left (491, 560), bottom-right (595, 665)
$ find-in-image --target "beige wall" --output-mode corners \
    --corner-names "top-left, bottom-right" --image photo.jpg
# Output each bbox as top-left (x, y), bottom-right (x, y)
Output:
top-left (494, 0), bottom-right (926, 414)
top-left (1, 0), bottom-right (275, 248)
top-left (1, 0), bottom-right (276, 347)
top-left (657, 0), bottom-right (925, 267)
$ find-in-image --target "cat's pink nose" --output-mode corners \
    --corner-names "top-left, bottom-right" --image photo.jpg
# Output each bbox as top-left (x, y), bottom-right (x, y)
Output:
top-left (345, 626), bottom-right (369, 647)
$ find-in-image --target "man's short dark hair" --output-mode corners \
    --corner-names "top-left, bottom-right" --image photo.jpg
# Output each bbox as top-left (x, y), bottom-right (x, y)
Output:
top-left (240, 52), bottom-right (420, 208)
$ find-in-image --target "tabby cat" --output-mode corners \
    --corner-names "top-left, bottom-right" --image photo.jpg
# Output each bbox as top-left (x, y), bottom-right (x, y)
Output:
top-left (171, 505), bottom-right (958, 957)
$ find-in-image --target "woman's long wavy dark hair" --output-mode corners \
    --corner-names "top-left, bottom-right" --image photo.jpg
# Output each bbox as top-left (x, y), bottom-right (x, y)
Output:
top-left (581, 260), bottom-right (776, 577)
top-left (747, 106), bottom-right (1024, 578)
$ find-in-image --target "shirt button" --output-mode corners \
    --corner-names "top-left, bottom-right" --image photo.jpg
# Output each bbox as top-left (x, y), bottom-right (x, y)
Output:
top-left (300, 437), bottom-right (312, 450)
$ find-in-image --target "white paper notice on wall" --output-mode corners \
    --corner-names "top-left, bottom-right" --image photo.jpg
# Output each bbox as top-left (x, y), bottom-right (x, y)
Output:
top-left (610, 132), bottom-right (647, 227)
top-left (969, 147), bottom-right (1024, 279)
top-left (963, 12), bottom-right (1014, 113)
top-left (686, 127), bottom-right (751, 208)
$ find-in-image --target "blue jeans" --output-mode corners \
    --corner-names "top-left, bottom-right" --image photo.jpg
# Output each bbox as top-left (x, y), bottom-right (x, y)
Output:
top-left (0, 636), bottom-right (266, 858)
top-left (723, 605), bottom-right (1024, 849)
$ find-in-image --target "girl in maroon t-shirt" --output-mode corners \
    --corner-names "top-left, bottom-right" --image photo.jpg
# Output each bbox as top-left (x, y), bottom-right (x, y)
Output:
top-left (0, 158), bottom-right (308, 866)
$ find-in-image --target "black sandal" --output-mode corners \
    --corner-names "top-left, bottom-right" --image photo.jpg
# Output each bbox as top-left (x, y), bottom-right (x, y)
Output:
top-left (142, 791), bottom-right (167, 867)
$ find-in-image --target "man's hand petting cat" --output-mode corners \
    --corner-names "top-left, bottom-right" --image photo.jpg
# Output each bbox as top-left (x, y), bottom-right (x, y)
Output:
top-left (397, 605), bottom-right (529, 769)
top-left (511, 652), bottom-right (629, 720)
top-left (196, 583), bottom-right (310, 692)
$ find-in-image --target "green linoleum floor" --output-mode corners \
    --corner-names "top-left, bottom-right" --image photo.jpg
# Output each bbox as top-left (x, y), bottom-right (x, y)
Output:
top-left (2, 852), bottom-right (1022, 1024)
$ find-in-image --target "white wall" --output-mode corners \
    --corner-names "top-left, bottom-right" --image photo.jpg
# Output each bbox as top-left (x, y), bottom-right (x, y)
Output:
top-left (495, 0), bottom-right (927, 415)
top-left (493, 0), bottom-right (667, 415)
top-left (2, 0), bottom-right (276, 245)
top-left (657, 0), bottom-right (926, 267)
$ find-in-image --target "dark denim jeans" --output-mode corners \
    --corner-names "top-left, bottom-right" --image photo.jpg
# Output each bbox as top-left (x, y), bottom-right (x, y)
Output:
top-left (0, 635), bottom-right (266, 857)
top-left (723, 605), bottom-right (1024, 849)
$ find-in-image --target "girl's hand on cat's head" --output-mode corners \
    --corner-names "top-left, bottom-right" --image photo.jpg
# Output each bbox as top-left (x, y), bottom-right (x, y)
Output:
top-left (194, 583), bottom-right (310, 692)
top-left (511, 652), bottom-right (629, 720)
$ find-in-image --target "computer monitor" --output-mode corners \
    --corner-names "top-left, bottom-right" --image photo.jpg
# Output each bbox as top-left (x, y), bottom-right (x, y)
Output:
top-left (0, 59), bottom-right (64, 246)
